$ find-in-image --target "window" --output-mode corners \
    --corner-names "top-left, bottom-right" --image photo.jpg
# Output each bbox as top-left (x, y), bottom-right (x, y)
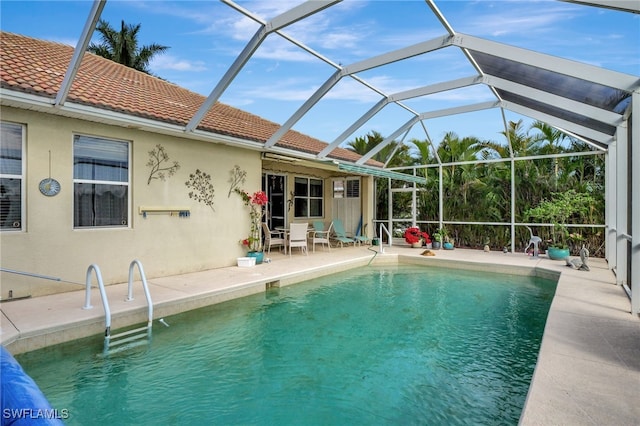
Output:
top-left (294, 177), bottom-right (323, 218)
top-left (74, 135), bottom-right (129, 228)
top-left (0, 122), bottom-right (24, 231)
top-left (333, 179), bottom-right (360, 198)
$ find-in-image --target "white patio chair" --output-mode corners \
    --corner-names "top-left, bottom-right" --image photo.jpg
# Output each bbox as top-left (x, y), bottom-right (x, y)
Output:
top-left (288, 222), bottom-right (309, 256)
top-left (262, 222), bottom-right (286, 254)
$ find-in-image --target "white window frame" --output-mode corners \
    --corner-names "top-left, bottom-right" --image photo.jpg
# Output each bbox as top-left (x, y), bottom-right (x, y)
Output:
top-left (293, 176), bottom-right (323, 219)
top-left (73, 134), bottom-right (131, 229)
top-left (0, 121), bottom-right (25, 232)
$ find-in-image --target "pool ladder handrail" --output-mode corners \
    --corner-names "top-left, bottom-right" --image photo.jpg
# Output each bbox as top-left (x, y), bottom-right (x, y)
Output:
top-left (83, 260), bottom-right (154, 353)
top-left (378, 223), bottom-right (392, 253)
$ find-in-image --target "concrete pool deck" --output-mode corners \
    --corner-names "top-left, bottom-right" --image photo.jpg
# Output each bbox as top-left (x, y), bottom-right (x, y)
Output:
top-left (1, 246), bottom-right (638, 425)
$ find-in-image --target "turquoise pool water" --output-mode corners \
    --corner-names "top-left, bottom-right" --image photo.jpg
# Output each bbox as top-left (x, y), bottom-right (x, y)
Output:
top-left (16, 265), bottom-right (556, 425)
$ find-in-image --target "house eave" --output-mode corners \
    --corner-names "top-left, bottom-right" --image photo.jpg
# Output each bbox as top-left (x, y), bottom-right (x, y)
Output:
top-left (1, 89), bottom-right (375, 171)
top-left (0, 89), bottom-right (268, 150)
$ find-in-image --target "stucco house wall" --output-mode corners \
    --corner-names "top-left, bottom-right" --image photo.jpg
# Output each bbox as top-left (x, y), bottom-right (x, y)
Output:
top-left (1, 107), bottom-right (375, 300)
top-left (0, 32), bottom-right (381, 300)
top-left (1, 106), bottom-right (261, 298)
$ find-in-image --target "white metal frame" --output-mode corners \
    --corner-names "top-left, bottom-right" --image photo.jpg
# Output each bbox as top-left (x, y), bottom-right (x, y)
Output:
top-left (5, 0), bottom-right (637, 313)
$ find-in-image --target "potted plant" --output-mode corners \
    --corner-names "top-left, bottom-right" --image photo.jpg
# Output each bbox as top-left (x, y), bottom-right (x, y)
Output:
top-left (431, 228), bottom-right (446, 249)
top-left (443, 234), bottom-right (454, 250)
top-left (524, 190), bottom-right (593, 260)
top-left (235, 188), bottom-right (268, 264)
top-left (404, 227), bottom-right (431, 248)
top-left (433, 229), bottom-right (442, 250)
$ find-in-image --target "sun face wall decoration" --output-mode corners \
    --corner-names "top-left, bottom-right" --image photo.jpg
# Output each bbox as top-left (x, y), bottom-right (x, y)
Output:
top-left (39, 151), bottom-right (60, 196)
top-left (38, 177), bottom-right (60, 196)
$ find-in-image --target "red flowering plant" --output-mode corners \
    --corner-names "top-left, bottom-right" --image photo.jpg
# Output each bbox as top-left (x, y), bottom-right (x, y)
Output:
top-left (235, 189), bottom-right (268, 252)
top-left (404, 227), bottom-right (431, 245)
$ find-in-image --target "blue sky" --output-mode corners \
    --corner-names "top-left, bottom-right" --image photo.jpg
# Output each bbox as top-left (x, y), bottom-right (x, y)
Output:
top-left (2, 1), bottom-right (639, 148)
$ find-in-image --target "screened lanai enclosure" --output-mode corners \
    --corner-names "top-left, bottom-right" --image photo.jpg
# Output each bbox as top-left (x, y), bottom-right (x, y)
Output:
top-left (13, 0), bottom-right (640, 315)
top-left (198, 0), bottom-right (638, 313)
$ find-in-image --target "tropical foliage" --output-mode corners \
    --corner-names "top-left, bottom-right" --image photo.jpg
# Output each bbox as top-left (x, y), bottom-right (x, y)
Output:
top-left (346, 120), bottom-right (605, 256)
top-left (88, 19), bottom-right (168, 75)
top-left (346, 131), bottom-right (413, 222)
top-left (524, 190), bottom-right (596, 250)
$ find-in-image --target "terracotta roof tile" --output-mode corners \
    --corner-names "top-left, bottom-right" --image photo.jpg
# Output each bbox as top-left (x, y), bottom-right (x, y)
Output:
top-left (0, 32), bottom-right (383, 167)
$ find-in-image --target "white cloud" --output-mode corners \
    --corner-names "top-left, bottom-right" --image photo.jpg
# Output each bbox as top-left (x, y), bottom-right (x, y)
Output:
top-left (455, 2), bottom-right (582, 38)
top-left (235, 77), bottom-right (320, 102)
top-left (252, 38), bottom-right (320, 63)
top-left (151, 55), bottom-right (207, 72)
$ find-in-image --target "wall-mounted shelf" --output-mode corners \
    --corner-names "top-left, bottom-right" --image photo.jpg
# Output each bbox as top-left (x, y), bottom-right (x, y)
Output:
top-left (139, 206), bottom-right (191, 218)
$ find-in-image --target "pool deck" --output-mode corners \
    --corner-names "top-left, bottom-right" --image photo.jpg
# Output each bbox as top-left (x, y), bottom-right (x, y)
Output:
top-left (1, 245), bottom-right (638, 425)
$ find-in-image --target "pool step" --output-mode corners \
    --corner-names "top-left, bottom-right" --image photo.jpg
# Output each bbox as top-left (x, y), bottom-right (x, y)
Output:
top-left (109, 325), bottom-right (151, 346)
top-left (84, 260), bottom-right (154, 356)
top-left (104, 325), bottom-right (152, 355)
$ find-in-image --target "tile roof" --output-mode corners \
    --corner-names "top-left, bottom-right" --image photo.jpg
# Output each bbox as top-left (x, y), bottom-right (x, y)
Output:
top-left (0, 32), bottom-right (381, 167)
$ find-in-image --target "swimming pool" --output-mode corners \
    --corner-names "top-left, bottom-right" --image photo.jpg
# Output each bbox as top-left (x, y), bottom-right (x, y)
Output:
top-left (16, 264), bottom-right (556, 425)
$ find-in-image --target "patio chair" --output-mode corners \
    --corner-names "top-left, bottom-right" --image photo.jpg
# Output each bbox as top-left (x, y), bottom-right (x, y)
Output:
top-left (332, 219), bottom-right (357, 247)
top-left (288, 222), bottom-right (309, 256)
top-left (311, 221), bottom-right (332, 252)
top-left (262, 222), bottom-right (286, 254)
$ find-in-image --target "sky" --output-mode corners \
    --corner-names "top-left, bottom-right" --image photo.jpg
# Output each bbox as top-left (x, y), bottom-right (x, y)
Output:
top-left (1, 0), bottom-right (639, 149)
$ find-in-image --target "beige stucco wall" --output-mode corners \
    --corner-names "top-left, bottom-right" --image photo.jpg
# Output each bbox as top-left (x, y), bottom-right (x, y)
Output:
top-left (1, 107), bottom-right (261, 298)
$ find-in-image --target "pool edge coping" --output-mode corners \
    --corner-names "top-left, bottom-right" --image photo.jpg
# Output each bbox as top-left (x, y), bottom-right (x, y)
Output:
top-left (2, 253), bottom-right (560, 354)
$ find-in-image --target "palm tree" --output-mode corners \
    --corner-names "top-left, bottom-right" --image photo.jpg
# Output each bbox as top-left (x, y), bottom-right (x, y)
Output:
top-left (529, 121), bottom-right (566, 154)
top-left (346, 131), bottom-right (414, 224)
top-left (407, 138), bottom-right (438, 225)
top-left (88, 19), bottom-right (168, 75)
top-left (346, 130), bottom-right (412, 167)
top-left (529, 120), bottom-right (569, 188)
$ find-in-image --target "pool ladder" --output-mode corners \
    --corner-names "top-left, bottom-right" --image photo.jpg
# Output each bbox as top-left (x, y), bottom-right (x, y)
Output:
top-left (83, 260), bottom-right (153, 354)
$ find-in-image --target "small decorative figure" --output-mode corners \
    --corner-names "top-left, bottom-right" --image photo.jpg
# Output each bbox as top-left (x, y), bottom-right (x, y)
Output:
top-left (484, 244), bottom-right (490, 252)
top-left (565, 244), bottom-right (590, 271)
top-left (525, 226), bottom-right (542, 258)
top-left (421, 249), bottom-right (436, 256)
